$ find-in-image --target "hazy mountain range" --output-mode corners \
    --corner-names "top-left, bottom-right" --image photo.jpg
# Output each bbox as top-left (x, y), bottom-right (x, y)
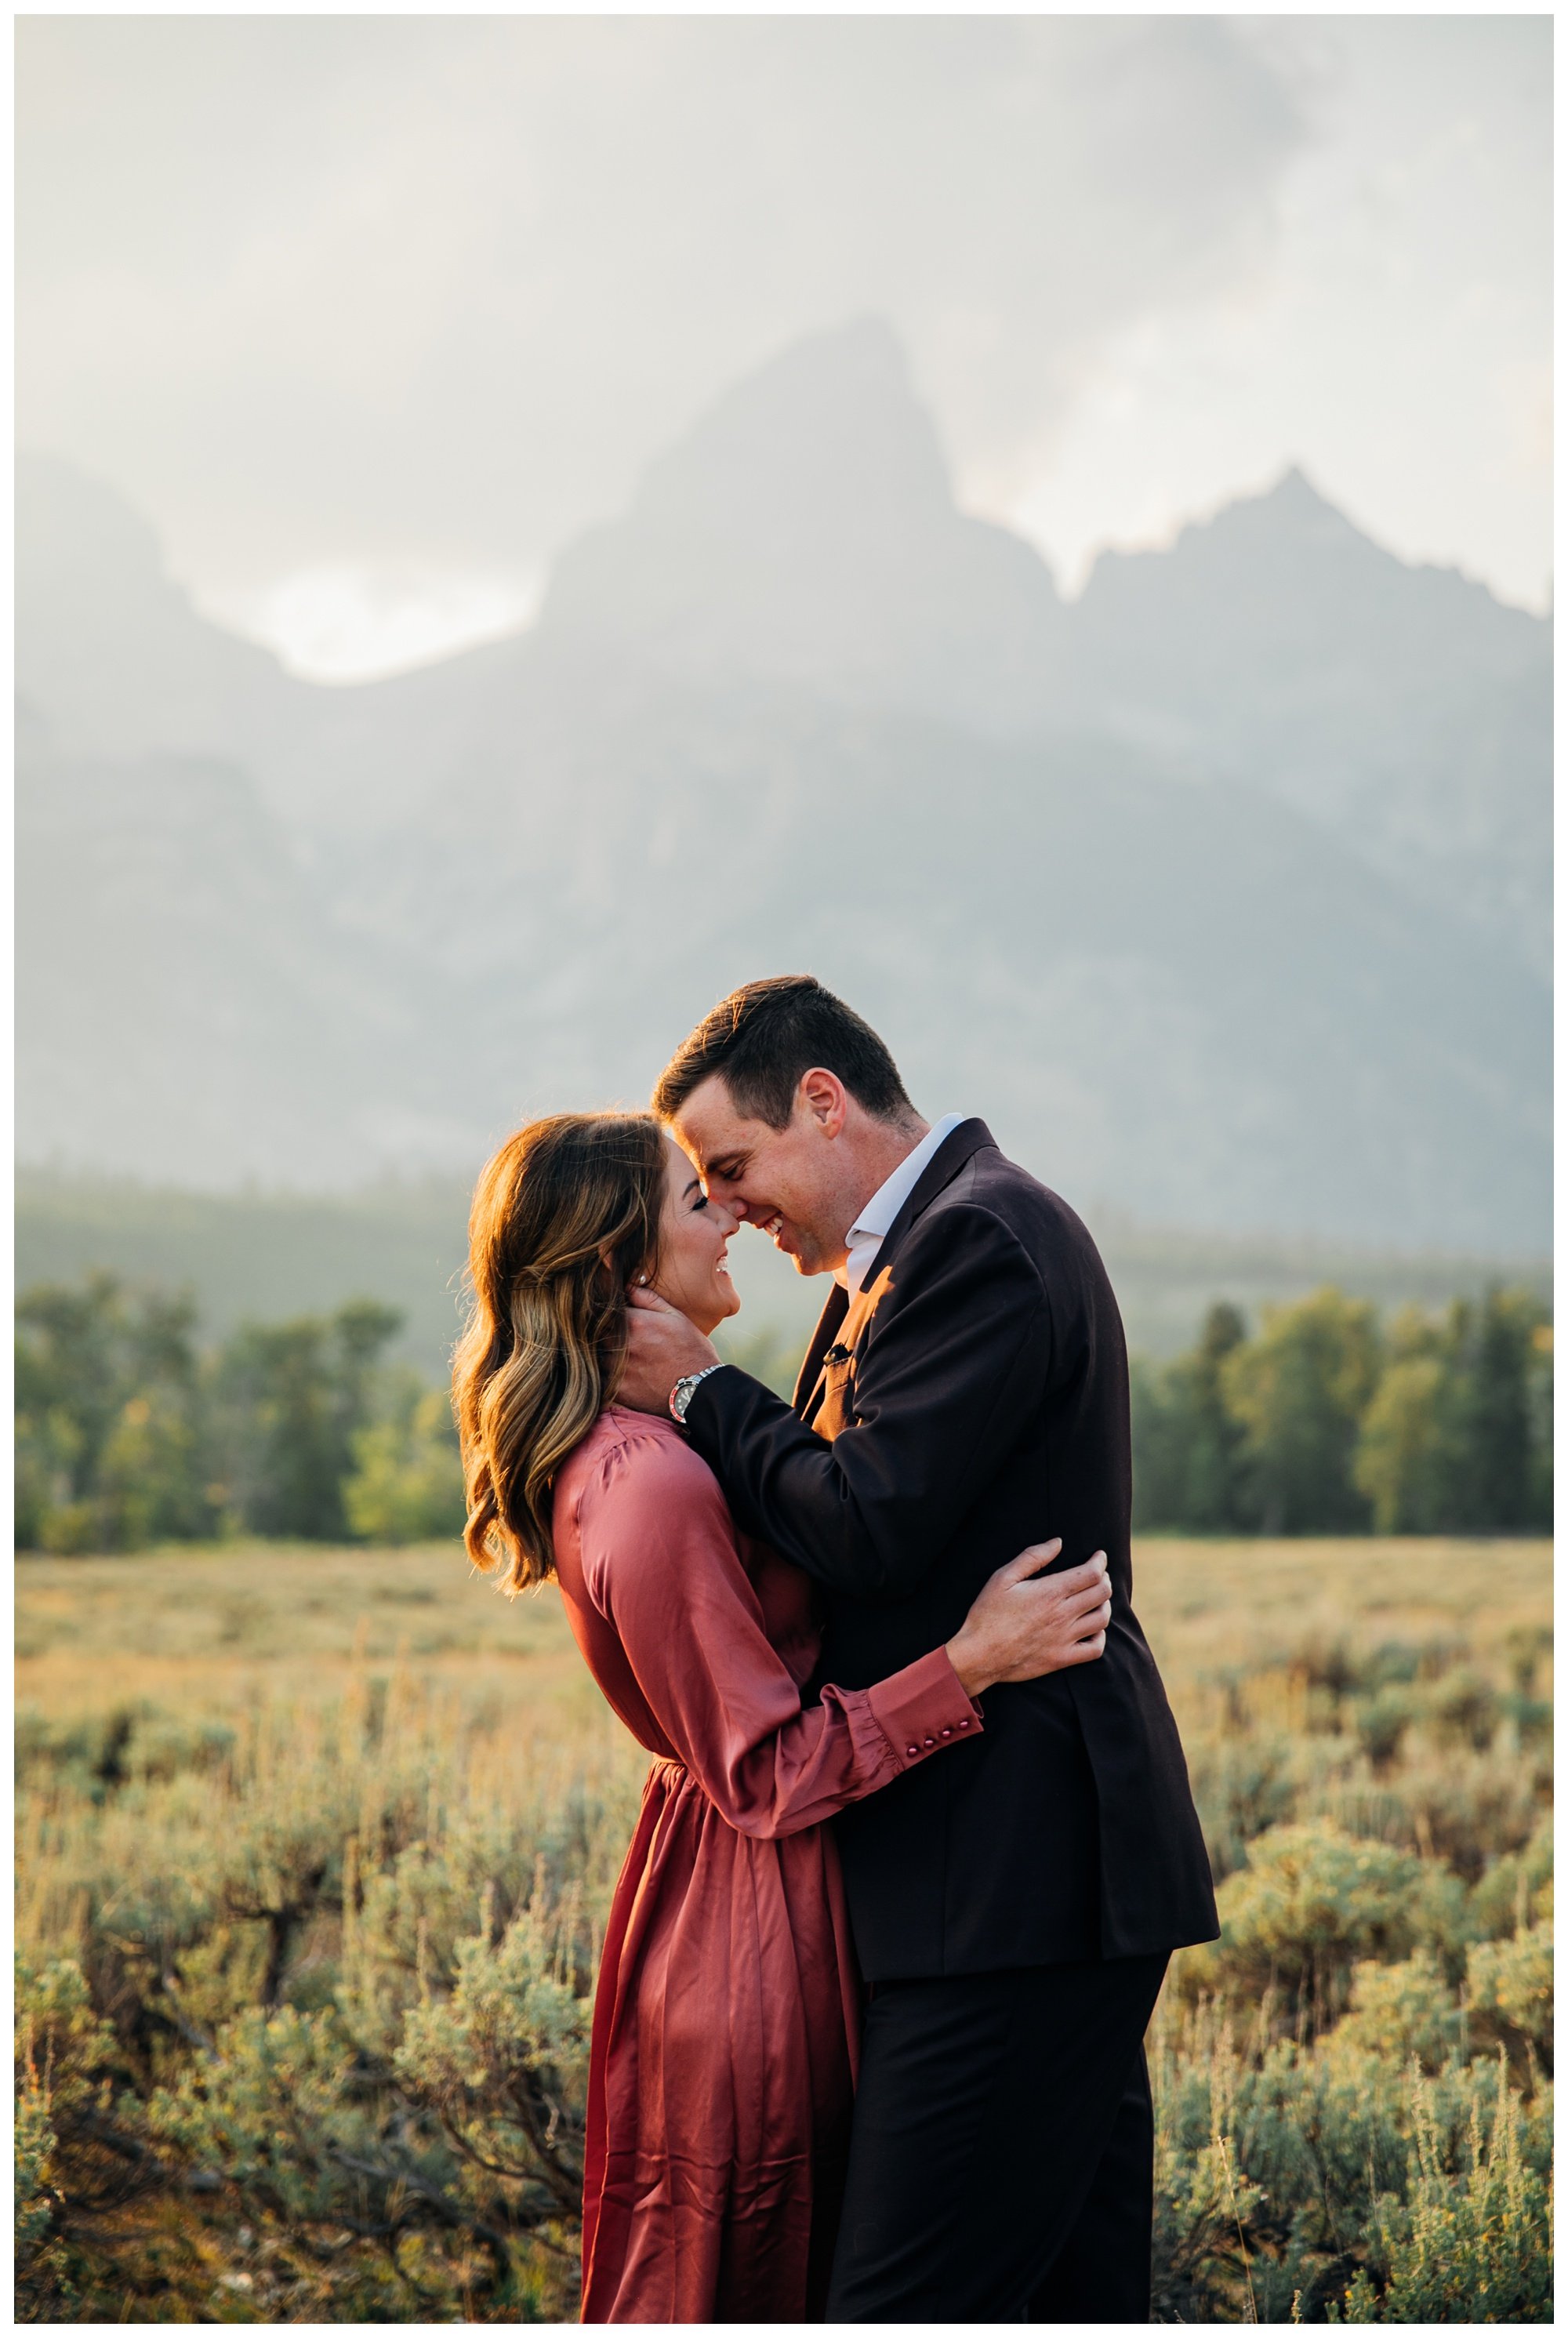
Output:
top-left (16, 318), bottom-right (1551, 1251)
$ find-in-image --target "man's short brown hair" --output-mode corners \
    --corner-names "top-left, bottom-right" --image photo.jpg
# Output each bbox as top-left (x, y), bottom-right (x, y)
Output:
top-left (652, 975), bottom-right (916, 1131)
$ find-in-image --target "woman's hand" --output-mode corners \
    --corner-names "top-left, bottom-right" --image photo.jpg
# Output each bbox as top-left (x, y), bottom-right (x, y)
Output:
top-left (945, 1540), bottom-right (1112, 1699)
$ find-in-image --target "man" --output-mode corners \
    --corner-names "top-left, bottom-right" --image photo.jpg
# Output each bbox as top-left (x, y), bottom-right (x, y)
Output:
top-left (619, 974), bottom-right (1218, 2322)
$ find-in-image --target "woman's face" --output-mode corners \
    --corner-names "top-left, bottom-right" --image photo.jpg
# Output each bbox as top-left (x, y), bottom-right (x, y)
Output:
top-left (650, 1133), bottom-right (741, 1336)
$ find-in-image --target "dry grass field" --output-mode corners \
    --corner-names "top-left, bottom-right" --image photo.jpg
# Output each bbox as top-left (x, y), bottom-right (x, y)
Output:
top-left (16, 1536), bottom-right (1552, 2322)
top-left (16, 1540), bottom-right (601, 1727)
top-left (18, 1530), bottom-right (1548, 1716)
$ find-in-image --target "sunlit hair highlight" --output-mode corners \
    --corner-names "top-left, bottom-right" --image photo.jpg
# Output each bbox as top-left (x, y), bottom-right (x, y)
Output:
top-left (453, 1112), bottom-right (666, 1592)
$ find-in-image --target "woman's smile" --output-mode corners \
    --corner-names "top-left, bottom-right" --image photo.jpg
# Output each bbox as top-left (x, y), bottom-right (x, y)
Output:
top-left (654, 1133), bottom-right (742, 1331)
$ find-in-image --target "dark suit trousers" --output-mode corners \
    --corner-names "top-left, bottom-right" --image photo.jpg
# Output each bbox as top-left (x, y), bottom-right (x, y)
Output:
top-left (826, 1955), bottom-right (1168, 2322)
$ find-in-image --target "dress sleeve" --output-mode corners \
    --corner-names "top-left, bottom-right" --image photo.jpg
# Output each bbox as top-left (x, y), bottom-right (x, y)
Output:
top-left (573, 1424), bottom-right (983, 1839)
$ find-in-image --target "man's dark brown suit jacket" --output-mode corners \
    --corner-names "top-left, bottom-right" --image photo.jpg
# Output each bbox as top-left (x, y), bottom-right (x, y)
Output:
top-left (684, 1116), bottom-right (1219, 1980)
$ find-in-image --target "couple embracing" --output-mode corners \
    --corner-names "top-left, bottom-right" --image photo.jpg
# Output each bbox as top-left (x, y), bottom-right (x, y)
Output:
top-left (455, 975), bottom-right (1218, 2324)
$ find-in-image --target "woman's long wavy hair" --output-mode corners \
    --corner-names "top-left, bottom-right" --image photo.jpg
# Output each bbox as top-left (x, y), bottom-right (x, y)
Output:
top-left (453, 1111), bottom-right (667, 1592)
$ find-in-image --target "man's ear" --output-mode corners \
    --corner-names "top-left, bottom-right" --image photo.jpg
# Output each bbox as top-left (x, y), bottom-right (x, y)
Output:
top-left (798, 1067), bottom-right (848, 1138)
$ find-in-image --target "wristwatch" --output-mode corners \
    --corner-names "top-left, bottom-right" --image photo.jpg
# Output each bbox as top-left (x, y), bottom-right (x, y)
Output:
top-left (670, 1364), bottom-right (724, 1424)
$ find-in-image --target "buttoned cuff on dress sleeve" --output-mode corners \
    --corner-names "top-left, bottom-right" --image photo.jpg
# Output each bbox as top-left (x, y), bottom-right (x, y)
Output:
top-left (862, 1647), bottom-right (985, 1769)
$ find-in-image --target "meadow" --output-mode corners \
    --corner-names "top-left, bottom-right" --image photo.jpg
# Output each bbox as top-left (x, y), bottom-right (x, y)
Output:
top-left (16, 1537), bottom-right (1552, 2322)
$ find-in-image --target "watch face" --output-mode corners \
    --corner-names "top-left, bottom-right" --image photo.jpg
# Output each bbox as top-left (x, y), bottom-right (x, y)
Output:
top-left (671, 1366), bottom-right (713, 1422)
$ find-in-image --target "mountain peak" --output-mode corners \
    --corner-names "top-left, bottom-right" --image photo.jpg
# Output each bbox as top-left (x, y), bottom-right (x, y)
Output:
top-left (1248, 461), bottom-right (1367, 546)
top-left (1174, 462), bottom-right (1366, 563)
top-left (1266, 461), bottom-right (1334, 510)
top-left (628, 312), bottom-right (953, 539)
top-left (1080, 459), bottom-right (1544, 638)
top-left (535, 316), bottom-right (1060, 716)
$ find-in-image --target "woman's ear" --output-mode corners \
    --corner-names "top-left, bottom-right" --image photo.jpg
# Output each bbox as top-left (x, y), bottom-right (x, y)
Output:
top-left (600, 1243), bottom-right (652, 1295)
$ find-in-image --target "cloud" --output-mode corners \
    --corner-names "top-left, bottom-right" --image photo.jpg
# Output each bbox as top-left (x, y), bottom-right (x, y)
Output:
top-left (252, 565), bottom-right (544, 685)
top-left (1015, 16), bottom-right (1552, 610)
top-left (16, 16), bottom-right (1311, 604)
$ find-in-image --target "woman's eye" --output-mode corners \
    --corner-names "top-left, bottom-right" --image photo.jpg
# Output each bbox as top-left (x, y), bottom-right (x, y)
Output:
top-left (691, 1193), bottom-right (708, 1211)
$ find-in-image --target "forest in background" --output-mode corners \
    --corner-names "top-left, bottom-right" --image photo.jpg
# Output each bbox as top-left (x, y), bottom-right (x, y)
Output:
top-left (14, 1272), bottom-right (1552, 1556)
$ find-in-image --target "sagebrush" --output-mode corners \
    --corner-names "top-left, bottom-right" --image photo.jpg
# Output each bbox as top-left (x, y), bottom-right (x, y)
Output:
top-left (15, 1539), bottom-right (1552, 2321)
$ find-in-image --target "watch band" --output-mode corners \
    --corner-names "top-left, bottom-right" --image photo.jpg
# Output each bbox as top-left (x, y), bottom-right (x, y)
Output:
top-left (670, 1363), bottom-right (724, 1424)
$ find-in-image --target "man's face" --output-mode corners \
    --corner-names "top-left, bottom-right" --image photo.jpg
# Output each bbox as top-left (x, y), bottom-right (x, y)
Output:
top-left (672, 1072), bottom-right (856, 1276)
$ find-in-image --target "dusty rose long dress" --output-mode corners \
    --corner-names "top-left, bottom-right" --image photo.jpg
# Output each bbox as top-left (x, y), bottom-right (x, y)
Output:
top-left (551, 1406), bottom-right (982, 2325)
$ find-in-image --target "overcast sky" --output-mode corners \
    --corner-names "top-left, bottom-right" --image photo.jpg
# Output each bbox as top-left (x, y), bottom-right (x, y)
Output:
top-left (17, 14), bottom-right (1552, 681)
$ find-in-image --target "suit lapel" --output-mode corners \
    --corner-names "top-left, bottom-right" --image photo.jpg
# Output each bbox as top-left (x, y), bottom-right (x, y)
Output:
top-left (792, 1282), bottom-right (848, 1415)
top-left (792, 1119), bottom-right (999, 1425)
top-left (851, 1116), bottom-right (996, 1307)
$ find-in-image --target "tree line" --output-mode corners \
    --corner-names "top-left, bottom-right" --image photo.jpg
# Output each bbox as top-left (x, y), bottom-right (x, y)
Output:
top-left (15, 1275), bottom-right (463, 1554)
top-left (1133, 1284), bottom-right (1552, 1535)
top-left (15, 1273), bottom-right (1552, 1552)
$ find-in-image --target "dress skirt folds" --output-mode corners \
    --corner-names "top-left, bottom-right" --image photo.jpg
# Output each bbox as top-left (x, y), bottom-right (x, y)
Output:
top-left (551, 1408), bottom-right (982, 2324)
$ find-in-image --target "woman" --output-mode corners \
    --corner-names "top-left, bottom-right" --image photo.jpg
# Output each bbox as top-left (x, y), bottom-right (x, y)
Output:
top-left (453, 1111), bottom-right (1110, 2324)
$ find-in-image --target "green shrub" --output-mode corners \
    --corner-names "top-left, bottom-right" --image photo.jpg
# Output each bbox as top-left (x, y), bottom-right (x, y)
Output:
top-left (17, 1548), bottom-right (1552, 2321)
top-left (1467, 1920), bottom-right (1553, 2068)
top-left (1152, 1999), bottom-right (1553, 2324)
top-left (1180, 1822), bottom-right (1425, 2035)
top-left (14, 1665), bottom-right (641, 2321)
top-left (1327, 1953), bottom-right (1465, 2075)
top-left (1330, 2066), bottom-right (1553, 2322)
top-left (1469, 1820), bottom-right (1554, 1941)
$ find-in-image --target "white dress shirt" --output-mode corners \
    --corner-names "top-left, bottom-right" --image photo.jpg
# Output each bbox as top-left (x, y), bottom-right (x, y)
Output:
top-left (839, 1113), bottom-right (968, 1294)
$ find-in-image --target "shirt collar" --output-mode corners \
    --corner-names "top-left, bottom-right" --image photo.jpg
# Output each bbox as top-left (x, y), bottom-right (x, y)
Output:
top-left (844, 1112), bottom-right (968, 1253)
